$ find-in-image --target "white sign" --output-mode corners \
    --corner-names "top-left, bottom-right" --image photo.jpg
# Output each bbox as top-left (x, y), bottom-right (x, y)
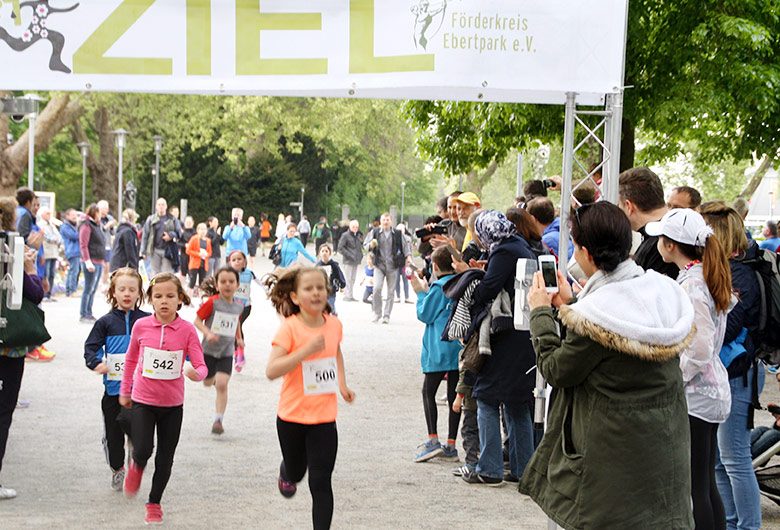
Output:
top-left (142, 347), bottom-right (183, 380)
top-left (302, 357), bottom-right (338, 395)
top-left (106, 352), bottom-right (126, 381)
top-left (0, 0), bottom-right (628, 105)
top-left (211, 310), bottom-right (239, 337)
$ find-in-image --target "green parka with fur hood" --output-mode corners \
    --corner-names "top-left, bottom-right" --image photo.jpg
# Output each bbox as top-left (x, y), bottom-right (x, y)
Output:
top-left (519, 261), bottom-right (696, 530)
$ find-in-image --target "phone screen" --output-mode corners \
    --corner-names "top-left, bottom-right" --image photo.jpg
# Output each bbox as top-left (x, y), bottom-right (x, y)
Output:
top-left (541, 260), bottom-right (558, 289)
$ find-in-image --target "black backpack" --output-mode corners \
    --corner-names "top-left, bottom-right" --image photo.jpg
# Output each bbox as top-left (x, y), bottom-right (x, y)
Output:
top-left (744, 248), bottom-right (780, 365)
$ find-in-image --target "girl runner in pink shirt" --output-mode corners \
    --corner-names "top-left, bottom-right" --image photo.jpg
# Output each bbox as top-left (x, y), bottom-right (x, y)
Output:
top-left (119, 273), bottom-right (207, 525)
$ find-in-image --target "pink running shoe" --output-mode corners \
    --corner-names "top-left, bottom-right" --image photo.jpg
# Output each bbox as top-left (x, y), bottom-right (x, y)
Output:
top-left (124, 460), bottom-right (143, 498)
top-left (235, 347), bottom-right (245, 373)
top-left (144, 503), bottom-right (163, 525)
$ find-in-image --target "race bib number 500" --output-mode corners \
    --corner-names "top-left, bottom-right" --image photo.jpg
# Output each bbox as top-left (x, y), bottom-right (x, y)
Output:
top-left (142, 348), bottom-right (184, 380)
top-left (302, 357), bottom-right (338, 396)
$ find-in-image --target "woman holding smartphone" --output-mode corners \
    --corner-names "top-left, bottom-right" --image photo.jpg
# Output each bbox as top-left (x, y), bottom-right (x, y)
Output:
top-left (460, 210), bottom-right (539, 487)
top-left (520, 202), bottom-right (695, 529)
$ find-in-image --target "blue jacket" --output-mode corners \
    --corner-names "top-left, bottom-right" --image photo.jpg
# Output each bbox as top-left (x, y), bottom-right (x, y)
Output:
top-left (280, 236), bottom-right (316, 267)
top-left (60, 221), bottom-right (81, 259)
top-left (417, 274), bottom-right (460, 373)
top-left (542, 217), bottom-right (573, 260)
top-left (84, 308), bottom-right (150, 396)
top-left (223, 224), bottom-right (251, 255)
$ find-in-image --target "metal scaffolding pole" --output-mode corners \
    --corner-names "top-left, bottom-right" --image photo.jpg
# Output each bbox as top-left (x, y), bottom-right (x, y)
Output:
top-left (557, 92), bottom-right (577, 278)
top-left (604, 92), bottom-right (624, 204)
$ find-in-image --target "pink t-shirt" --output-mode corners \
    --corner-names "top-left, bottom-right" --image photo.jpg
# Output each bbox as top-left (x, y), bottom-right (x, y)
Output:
top-left (120, 314), bottom-right (207, 407)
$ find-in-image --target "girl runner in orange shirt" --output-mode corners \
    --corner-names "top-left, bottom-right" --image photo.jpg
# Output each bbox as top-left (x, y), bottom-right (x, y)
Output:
top-left (264, 266), bottom-right (355, 530)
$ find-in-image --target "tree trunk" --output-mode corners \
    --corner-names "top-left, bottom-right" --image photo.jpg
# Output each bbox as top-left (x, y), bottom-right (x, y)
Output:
top-left (71, 107), bottom-right (118, 212)
top-left (0, 93), bottom-right (83, 195)
top-left (461, 160), bottom-right (499, 197)
top-left (739, 154), bottom-right (774, 200)
top-left (620, 117), bottom-right (635, 171)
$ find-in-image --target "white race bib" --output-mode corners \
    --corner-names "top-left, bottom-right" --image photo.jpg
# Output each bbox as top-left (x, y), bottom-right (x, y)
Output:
top-left (106, 352), bottom-right (126, 381)
top-left (235, 282), bottom-right (250, 301)
top-left (302, 357), bottom-right (338, 396)
top-left (211, 311), bottom-right (239, 337)
top-left (142, 348), bottom-right (184, 380)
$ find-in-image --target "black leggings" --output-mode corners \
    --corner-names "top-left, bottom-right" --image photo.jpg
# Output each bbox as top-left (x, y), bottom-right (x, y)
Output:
top-left (422, 371), bottom-right (460, 441)
top-left (689, 415), bottom-right (725, 530)
top-left (0, 356), bottom-right (24, 476)
top-left (102, 394), bottom-right (130, 471)
top-left (277, 417), bottom-right (338, 530)
top-left (131, 403), bottom-right (183, 504)
top-left (189, 266), bottom-right (207, 290)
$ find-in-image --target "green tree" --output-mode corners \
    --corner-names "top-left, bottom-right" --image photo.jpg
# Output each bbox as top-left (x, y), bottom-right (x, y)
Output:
top-left (403, 0), bottom-right (780, 186)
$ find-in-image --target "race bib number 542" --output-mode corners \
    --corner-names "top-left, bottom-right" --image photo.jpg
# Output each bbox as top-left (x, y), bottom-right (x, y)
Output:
top-left (302, 357), bottom-right (338, 396)
top-left (142, 348), bottom-right (184, 380)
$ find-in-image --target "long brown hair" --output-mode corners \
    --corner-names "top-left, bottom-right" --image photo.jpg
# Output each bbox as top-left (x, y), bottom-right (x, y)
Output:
top-left (665, 236), bottom-right (732, 312)
top-left (263, 266), bottom-right (331, 317)
top-left (699, 201), bottom-right (748, 258)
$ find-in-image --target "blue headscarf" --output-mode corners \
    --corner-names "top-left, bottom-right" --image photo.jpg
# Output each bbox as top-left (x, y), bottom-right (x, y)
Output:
top-left (474, 210), bottom-right (516, 253)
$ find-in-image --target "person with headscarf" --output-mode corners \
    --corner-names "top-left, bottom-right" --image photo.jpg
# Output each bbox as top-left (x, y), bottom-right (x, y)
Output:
top-left (460, 210), bottom-right (538, 486)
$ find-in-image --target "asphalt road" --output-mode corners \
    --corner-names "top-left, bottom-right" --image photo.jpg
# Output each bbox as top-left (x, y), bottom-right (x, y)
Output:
top-left (2, 256), bottom-right (780, 528)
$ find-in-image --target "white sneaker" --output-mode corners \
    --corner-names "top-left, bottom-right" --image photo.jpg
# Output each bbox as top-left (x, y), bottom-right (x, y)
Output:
top-left (0, 486), bottom-right (17, 499)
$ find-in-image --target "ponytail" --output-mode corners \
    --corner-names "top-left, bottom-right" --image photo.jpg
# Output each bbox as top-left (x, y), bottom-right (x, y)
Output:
top-left (702, 235), bottom-right (732, 312)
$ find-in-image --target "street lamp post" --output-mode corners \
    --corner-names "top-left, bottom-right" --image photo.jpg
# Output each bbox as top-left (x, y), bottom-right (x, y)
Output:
top-left (24, 95), bottom-right (41, 190)
top-left (112, 129), bottom-right (129, 214)
top-left (153, 135), bottom-right (163, 212)
top-left (77, 141), bottom-right (90, 212)
top-left (400, 182), bottom-right (407, 224)
top-left (300, 187), bottom-right (305, 220)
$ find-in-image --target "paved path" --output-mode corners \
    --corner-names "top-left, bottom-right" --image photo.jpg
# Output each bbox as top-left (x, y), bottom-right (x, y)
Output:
top-left (3, 257), bottom-right (780, 528)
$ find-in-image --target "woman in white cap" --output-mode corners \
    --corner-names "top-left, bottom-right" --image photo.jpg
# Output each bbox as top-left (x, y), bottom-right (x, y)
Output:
top-left (649, 208), bottom-right (733, 530)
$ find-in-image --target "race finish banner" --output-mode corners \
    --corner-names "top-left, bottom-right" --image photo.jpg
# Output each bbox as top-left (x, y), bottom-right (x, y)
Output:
top-left (0, 0), bottom-right (628, 105)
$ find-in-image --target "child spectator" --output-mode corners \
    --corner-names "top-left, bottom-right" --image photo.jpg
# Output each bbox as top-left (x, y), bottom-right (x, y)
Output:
top-left (410, 246), bottom-right (462, 462)
top-left (317, 244), bottom-right (346, 316)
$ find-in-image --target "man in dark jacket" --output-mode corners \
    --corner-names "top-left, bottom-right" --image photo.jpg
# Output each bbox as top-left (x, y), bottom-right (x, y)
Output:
top-left (363, 213), bottom-right (410, 324)
top-left (140, 198), bottom-right (181, 275)
top-left (618, 167), bottom-right (679, 278)
top-left (338, 219), bottom-right (364, 301)
top-left (110, 209), bottom-right (140, 272)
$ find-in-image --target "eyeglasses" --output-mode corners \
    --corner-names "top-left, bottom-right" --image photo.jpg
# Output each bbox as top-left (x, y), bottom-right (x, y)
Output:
top-left (573, 202), bottom-right (595, 226)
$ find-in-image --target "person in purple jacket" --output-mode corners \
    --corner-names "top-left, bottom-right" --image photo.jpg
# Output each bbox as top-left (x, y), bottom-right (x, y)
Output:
top-left (0, 196), bottom-right (45, 500)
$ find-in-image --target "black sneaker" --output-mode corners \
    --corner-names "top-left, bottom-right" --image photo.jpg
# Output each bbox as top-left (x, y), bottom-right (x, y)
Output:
top-left (461, 469), bottom-right (503, 487)
top-left (503, 471), bottom-right (520, 483)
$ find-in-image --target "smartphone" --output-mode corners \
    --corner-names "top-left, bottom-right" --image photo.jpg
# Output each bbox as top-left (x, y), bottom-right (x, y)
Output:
top-left (538, 255), bottom-right (559, 294)
top-left (768, 404), bottom-right (780, 415)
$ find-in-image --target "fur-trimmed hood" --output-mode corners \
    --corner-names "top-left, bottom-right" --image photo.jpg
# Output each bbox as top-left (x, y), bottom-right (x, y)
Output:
top-left (560, 270), bottom-right (695, 362)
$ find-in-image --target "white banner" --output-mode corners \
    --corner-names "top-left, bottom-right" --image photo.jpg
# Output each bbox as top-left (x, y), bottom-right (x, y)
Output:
top-left (0, 0), bottom-right (628, 105)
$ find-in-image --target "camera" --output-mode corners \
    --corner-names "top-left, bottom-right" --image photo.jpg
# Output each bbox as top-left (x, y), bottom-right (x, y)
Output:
top-left (543, 179), bottom-right (555, 189)
top-left (415, 224), bottom-right (448, 238)
top-left (232, 217), bottom-right (239, 225)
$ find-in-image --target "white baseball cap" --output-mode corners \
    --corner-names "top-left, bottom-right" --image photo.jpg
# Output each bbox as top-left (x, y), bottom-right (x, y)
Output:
top-left (645, 208), bottom-right (713, 247)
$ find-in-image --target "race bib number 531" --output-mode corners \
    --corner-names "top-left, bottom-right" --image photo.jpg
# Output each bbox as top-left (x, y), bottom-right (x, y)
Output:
top-left (142, 348), bottom-right (184, 380)
top-left (302, 357), bottom-right (338, 395)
